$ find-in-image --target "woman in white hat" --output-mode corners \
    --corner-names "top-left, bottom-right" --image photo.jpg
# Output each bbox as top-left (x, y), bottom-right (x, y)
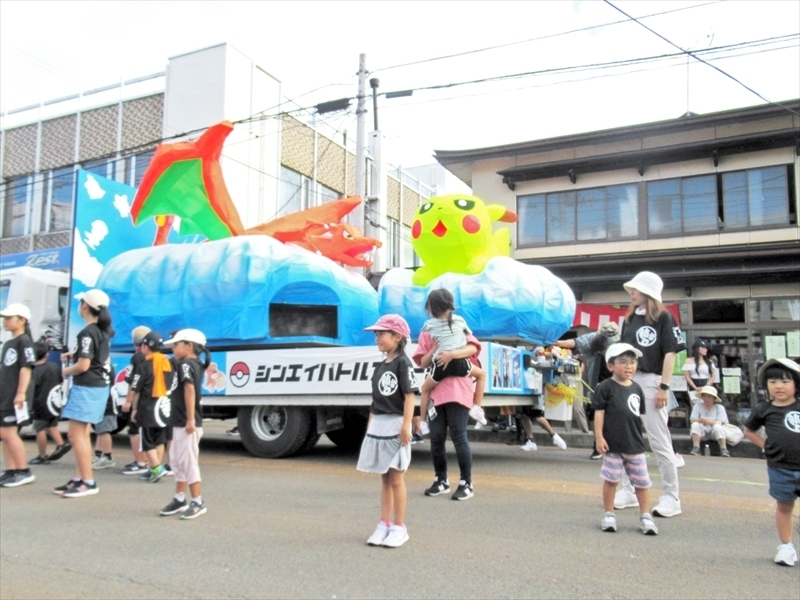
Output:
top-left (54, 289), bottom-right (115, 498)
top-left (689, 386), bottom-right (730, 457)
top-left (615, 271), bottom-right (685, 518)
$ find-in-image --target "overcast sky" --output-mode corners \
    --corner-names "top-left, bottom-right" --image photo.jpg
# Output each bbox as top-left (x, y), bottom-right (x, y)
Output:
top-left (1, 1), bottom-right (798, 167)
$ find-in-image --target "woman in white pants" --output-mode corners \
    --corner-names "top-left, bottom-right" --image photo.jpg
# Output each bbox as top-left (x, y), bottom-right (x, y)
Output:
top-left (615, 272), bottom-right (685, 518)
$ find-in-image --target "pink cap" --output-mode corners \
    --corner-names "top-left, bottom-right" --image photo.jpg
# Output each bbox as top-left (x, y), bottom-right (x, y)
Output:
top-left (364, 314), bottom-right (411, 339)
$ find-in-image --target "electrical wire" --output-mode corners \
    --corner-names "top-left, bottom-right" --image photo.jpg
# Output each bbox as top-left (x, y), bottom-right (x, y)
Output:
top-left (370, 0), bottom-right (724, 74)
top-left (602, 0), bottom-right (800, 118)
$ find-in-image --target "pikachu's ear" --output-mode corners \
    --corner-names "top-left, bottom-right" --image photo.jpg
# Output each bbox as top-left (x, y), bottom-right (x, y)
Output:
top-left (487, 204), bottom-right (518, 223)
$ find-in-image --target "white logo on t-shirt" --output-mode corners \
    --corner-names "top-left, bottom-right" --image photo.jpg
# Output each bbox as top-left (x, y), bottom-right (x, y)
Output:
top-left (47, 384), bottom-right (64, 416)
top-left (628, 393), bottom-right (641, 416)
top-left (785, 411), bottom-right (800, 434)
top-left (408, 367), bottom-right (416, 389)
top-left (81, 336), bottom-right (92, 354)
top-left (378, 371), bottom-right (399, 396)
top-left (636, 326), bottom-right (657, 347)
top-left (24, 348), bottom-right (35, 363)
top-left (3, 348), bottom-right (17, 366)
top-left (673, 327), bottom-right (683, 345)
top-left (155, 396), bottom-right (171, 427)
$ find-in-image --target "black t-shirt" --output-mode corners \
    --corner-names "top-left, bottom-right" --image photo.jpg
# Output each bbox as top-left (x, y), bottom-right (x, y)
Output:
top-left (171, 357), bottom-right (204, 428)
top-left (0, 335), bottom-right (36, 411)
top-left (72, 324), bottom-right (110, 388)
top-left (32, 361), bottom-right (63, 420)
top-left (592, 378), bottom-right (647, 454)
top-left (130, 355), bottom-right (174, 428)
top-left (103, 365), bottom-right (117, 416)
top-left (745, 400), bottom-right (800, 471)
top-left (124, 351), bottom-right (145, 384)
top-left (370, 354), bottom-right (418, 416)
top-left (620, 311), bottom-right (683, 374)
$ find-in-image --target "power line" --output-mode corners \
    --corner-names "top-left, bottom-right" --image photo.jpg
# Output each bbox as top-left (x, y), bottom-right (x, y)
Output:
top-left (602, 0), bottom-right (800, 118)
top-left (370, 1), bottom-right (723, 74)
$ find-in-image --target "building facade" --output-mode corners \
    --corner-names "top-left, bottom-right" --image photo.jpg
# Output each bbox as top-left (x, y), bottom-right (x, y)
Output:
top-left (1, 43), bottom-right (441, 274)
top-left (435, 101), bottom-right (800, 408)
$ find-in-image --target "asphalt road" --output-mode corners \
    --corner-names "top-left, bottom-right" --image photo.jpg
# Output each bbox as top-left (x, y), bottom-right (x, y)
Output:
top-left (1, 422), bottom-right (798, 599)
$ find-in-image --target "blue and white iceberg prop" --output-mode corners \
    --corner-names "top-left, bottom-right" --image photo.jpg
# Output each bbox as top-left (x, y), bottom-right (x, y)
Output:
top-left (379, 257), bottom-right (575, 344)
top-left (98, 236), bottom-right (379, 350)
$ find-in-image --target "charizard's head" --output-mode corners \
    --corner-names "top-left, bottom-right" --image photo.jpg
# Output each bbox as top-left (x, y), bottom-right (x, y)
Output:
top-left (304, 223), bottom-right (382, 267)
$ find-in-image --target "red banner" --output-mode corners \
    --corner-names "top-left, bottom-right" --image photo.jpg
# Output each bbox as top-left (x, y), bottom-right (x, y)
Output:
top-left (572, 302), bottom-right (681, 330)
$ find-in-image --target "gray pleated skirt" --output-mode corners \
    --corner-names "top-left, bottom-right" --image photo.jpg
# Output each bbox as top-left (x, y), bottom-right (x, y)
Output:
top-left (356, 414), bottom-right (411, 474)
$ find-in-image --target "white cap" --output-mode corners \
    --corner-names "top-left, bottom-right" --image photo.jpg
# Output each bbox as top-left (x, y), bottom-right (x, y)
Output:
top-left (77, 289), bottom-right (110, 310)
top-left (623, 271), bottom-right (663, 303)
top-left (163, 328), bottom-right (207, 346)
top-left (0, 303), bottom-right (32, 321)
top-left (605, 342), bottom-right (643, 364)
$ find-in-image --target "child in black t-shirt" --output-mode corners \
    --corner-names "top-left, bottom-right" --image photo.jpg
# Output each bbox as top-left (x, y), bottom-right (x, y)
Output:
top-left (744, 358), bottom-right (800, 567)
top-left (29, 341), bottom-right (70, 465)
top-left (129, 331), bottom-right (173, 483)
top-left (593, 343), bottom-right (657, 536)
top-left (357, 314), bottom-right (417, 548)
top-left (159, 329), bottom-right (211, 520)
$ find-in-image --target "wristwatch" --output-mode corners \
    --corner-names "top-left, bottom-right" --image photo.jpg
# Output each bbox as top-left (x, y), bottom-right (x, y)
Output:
top-left (659, 383), bottom-right (670, 390)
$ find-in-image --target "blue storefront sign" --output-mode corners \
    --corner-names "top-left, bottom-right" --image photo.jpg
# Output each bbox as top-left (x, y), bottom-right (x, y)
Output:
top-left (0, 246), bottom-right (72, 270)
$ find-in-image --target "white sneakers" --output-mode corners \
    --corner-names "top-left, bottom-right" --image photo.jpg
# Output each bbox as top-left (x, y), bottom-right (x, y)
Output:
top-left (521, 439), bottom-right (538, 451)
top-left (382, 525), bottom-right (409, 548)
top-left (613, 489), bottom-right (640, 509)
top-left (775, 543), bottom-right (798, 567)
top-left (640, 513), bottom-right (659, 535)
top-left (652, 495), bottom-right (682, 518)
top-left (552, 433), bottom-right (567, 450)
top-left (601, 512), bottom-right (617, 532)
top-left (468, 405), bottom-right (487, 425)
top-left (367, 522), bottom-right (409, 548)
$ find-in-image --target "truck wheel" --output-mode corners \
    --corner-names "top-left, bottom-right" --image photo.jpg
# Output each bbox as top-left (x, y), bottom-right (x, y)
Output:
top-left (326, 410), bottom-right (368, 450)
top-left (237, 405), bottom-right (312, 458)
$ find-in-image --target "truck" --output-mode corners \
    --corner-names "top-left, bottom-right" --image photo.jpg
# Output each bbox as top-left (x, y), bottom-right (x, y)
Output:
top-left (60, 167), bottom-right (574, 458)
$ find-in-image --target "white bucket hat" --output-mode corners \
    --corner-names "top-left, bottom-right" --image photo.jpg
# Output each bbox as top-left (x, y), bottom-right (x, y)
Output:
top-left (623, 271), bottom-right (663, 303)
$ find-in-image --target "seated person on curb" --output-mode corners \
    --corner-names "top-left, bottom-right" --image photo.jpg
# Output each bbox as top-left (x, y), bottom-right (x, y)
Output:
top-left (689, 386), bottom-right (730, 457)
top-left (419, 289), bottom-right (487, 425)
top-left (593, 343), bottom-right (658, 536)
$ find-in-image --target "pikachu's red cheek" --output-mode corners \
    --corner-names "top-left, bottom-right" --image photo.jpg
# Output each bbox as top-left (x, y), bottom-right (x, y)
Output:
top-left (462, 215), bottom-right (480, 234)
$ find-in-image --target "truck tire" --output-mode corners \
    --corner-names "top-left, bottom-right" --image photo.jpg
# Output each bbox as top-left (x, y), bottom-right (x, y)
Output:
top-left (237, 405), bottom-right (312, 458)
top-left (326, 410), bottom-right (368, 450)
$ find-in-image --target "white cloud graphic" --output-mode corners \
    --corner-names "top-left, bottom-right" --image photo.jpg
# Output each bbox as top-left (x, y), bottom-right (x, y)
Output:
top-left (113, 194), bottom-right (130, 218)
top-left (84, 220), bottom-right (109, 250)
top-left (71, 228), bottom-right (104, 287)
top-left (84, 174), bottom-right (106, 200)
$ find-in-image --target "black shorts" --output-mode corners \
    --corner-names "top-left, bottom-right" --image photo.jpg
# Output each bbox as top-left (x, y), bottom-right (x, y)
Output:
top-left (140, 426), bottom-right (167, 451)
top-left (519, 406), bottom-right (545, 419)
top-left (0, 410), bottom-right (18, 428)
top-left (430, 358), bottom-right (472, 383)
top-left (127, 421), bottom-right (140, 436)
top-left (165, 425), bottom-right (173, 442)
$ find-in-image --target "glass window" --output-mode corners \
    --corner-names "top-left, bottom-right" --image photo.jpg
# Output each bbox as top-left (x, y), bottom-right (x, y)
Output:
top-left (386, 218), bottom-right (400, 268)
top-left (3, 176), bottom-right (31, 237)
top-left (547, 191), bottom-right (575, 243)
top-left (722, 166), bottom-right (789, 228)
top-left (608, 184), bottom-right (638, 238)
top-left (692, 299), bottom-right (745, 324)
top-left (402, 224), bottom-right (416, 268)
top-left (517, 194), bottom-right (545, 246)
top-left (276, 167), bottom-right (305, 218)
top-left (47, 168), bottom-right (75, 232)
top-left (578, 184), bottom-right (638, 240)
top-left (647, 175), bottom-right (716, 235)
top-left (133, 150), bottom-right (155, 187)
top-left (577, 188), bottom-right (606, 240)
top-left (749, 299), bottom-right (800, 322)
top-left (82, 159), bottom-right (110, 179)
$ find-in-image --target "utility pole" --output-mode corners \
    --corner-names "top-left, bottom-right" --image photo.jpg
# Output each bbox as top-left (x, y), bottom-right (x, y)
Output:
top-left (353, 54), bottom-right (367, 232)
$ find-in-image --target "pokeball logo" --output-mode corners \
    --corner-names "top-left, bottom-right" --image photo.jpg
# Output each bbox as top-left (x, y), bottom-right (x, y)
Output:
top-left (230, 362), bottom-right (250, 388)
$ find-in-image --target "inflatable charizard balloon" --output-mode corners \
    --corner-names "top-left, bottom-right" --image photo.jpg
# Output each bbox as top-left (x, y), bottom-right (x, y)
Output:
top-left (410, 194), bottom-right (518, 286)
top-left (131, 121), bottom-right (244, 241)
top-left (130, 122), bottom-right (381, 267)
top-left (245, 196), bottom-right (381, 267)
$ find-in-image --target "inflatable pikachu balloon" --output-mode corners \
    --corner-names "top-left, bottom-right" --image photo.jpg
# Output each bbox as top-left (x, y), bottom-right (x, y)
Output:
top-left (410, 194), bottom-right (518, 286)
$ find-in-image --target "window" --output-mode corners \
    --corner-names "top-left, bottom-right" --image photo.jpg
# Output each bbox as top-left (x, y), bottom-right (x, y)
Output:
top-left (386, 218), bottom-right (400, 268)
top-left (132, 150), bottom-right (155, 187)
top-left (722, 166), bottom-right (790, 228)
top-left (647, 174), bottom-right (717, 235)
top-left (692, 299), bottom-right (745, 324)
top-left (749, 299), bottom-right (800, 322)
top-left (2, 176), bottom-right (32, 237)
top-left (518, 184), bottom-right (638, 246)
top-left (41, 168), bottom-right (75, 232)
top-left (402, 224), bottom-right (416, 268)
top-left (82, 159), bottom-right (111, 179)
top-left (276, 166), bottom-right (343, 219)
